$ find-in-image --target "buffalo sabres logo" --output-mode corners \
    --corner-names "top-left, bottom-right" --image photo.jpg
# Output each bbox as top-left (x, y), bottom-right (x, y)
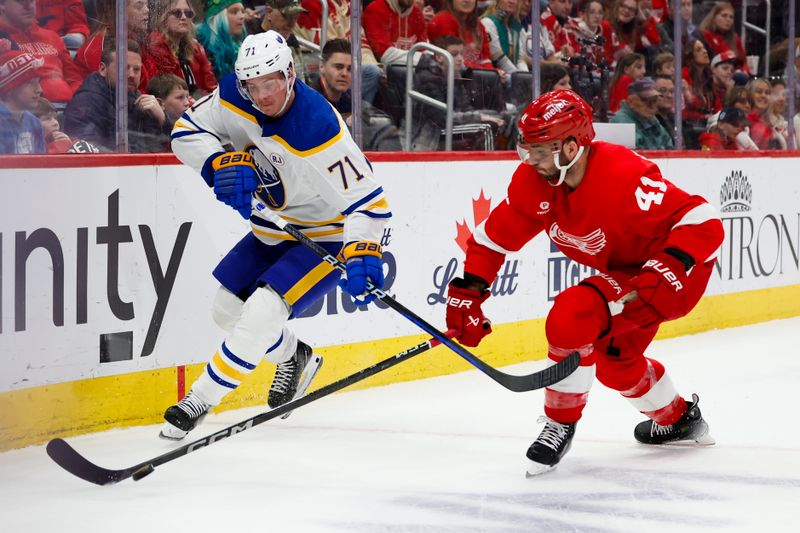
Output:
top-left (245, 146), bottom-right (286, 209)
top-left (549, 223), bottom-right (606, 255)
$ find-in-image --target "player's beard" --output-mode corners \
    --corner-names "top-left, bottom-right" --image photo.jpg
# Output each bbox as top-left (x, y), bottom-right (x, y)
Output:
top-left (539, 151), bottom-right (571, 185)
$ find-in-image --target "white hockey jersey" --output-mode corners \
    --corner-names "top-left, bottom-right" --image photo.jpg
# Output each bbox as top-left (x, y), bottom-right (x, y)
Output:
top-left (171, 75), bottom-right (391, 246)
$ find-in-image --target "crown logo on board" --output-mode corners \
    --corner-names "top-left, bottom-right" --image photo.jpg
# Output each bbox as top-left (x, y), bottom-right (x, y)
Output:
top-left (720, 170), bottom-right (752, 213)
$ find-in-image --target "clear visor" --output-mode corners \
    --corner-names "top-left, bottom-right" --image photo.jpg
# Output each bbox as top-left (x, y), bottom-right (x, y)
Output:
top-left (516, 138), bottom-right (562, 165)
top-left (244, 76), bottom-right (288, 98)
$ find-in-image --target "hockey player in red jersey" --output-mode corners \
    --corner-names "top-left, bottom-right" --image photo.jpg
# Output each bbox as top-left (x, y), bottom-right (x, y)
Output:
top-left (445, 90), bottom-right (723, 476)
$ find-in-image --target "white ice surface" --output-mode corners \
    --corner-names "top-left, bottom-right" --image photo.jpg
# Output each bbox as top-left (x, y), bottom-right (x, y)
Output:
top-left (2, 318), bottom-right (800, 532)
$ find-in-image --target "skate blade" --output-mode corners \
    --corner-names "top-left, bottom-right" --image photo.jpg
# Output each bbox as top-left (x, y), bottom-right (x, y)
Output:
top-left (661, 432), bottom-right (716, 447)
top-left (525, 460), bottom-right (558, 478)
top-left (280, 354), bottom-right (323, 420)
top-left (158, 423), bottom-right (188, 441)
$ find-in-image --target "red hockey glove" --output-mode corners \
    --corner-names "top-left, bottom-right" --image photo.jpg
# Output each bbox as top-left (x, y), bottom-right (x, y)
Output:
top-left (623, 251), bottom-right (690, 328)
top-left (446, 277), bottom-right (492, 347)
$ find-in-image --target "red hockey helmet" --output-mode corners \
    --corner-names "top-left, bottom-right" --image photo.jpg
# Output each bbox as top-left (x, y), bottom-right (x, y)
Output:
top-left (518, 90), bottom-right (595, 147)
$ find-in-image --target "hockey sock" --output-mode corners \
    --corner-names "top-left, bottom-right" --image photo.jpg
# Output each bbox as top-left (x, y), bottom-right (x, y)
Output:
top-left (621, 358), bottom-right (687, 425)
top-left (544, 343), bottom-right (595, 423)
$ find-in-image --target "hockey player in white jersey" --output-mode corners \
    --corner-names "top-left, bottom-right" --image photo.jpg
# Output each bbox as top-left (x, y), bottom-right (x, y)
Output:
top-left (161, 30), bottom-right (391, 440)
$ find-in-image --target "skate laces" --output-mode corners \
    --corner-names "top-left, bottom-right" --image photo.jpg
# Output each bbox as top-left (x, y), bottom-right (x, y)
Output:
top-left (177, 392), bottom-right (210, 419)
top-left (650, 421), bottom-right (674, 436)
top-left (271, 359), bottom-right (297, 394)
top-left (536, 416), bottom-right (571, 451)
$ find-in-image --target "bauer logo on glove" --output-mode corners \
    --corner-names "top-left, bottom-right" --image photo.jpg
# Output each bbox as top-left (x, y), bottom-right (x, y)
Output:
top-left (642, 259), bottom-right (684, 291)
top-left (338, 241), bottom-right (384, 305)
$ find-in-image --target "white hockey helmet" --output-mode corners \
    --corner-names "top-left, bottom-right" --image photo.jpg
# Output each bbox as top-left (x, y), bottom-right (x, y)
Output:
top-left (235, 30), bottom-right (293, 81)
top-left (235, 31), bottom-right (296, 114)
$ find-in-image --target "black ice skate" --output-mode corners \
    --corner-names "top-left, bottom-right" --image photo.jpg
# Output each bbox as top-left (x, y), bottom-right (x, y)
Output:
top-left (159, 390), bottom-right (212, 441)
top-left (634, 393), bottom-right (715, 446)
top-left (268, 340), bottom-right (323, 418)
top-left (525, 416), bottom-right (577, 477)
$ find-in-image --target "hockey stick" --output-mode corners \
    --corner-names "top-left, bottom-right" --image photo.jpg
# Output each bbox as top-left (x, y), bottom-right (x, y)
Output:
top-left (48, 333), bottom-right (450, 486)
top-left (255, 204), bottom-right (580, 393)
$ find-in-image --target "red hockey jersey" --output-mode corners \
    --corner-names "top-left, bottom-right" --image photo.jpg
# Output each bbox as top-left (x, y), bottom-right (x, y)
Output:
top-left (464, 142), bottom-right (724, 285)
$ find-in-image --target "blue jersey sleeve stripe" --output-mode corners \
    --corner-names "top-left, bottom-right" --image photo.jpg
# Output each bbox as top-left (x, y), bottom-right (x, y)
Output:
top-left (170, 130), bottom-right (205, 140)
top-left (221, 342), bottom-right (257, 370)
top-left (342, 187), bottom-right (384, 216)
top-left (264, 333), bottom-right (284, 354)
top-left (206, 365), bottom-right (237, 389)
top-left (176, 113), bottom-right (222, 142)
top-left (356, 210), bottom-right (393, 219)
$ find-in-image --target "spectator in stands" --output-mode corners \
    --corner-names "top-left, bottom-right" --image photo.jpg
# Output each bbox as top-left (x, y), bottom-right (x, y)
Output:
top-left (412, 34), bottom-right (510, 149)
top-left (699, 1), bottom-right (748, 75)
top-left (427, 0), bottom-right (495, 72)
top-left (75, 0), bottom-right (150, 81)
top-left (296, 0), bottom-right (381, 103)
top-left (608, 51), bottom-right (644, 112)
top-left (0, 50), bottom-right (46, 153)
top-left (517, 0), bottom-right (557, 61)
top-left (681, 38), bottom-right (715, 148)
top-left (767, 78), bottom-right (788, 149)
top-left (147, 73), bottom-right (191, 126)
top-left (36, 0), bottom-right (89, 50)
top-left (654, 73), bottom-right (674, 134)
top-left (745, 77), bottom-right (779, 150)
top-left (652, 51), bottom-right (673, 76)
top-left (309, 38), bottom-right (352, 115)
top-left (603, 0), bottom-right (639, 67)
top-left (636, 0), bottom-right (671, 53)
top-left (143, 0), bottom-right (217, 96)
top-left (197, 0), bottom-right (247, 80)
top-left (414, 0), bottom-right (435, 22)
top-left (0, 0), bottom-right (82, 103)
top-left (540, 0), bottom-right (577, 57)
top-left (32, 96), bottom-right (73, 151)
top-left (700, 107), bottom-right (758, 151)
top-left (710, 51), bottom-right (736, 112)
top-left (480, 0), bottom-right (531, 76)
top-left (362, 0), bottom-right (427, 65)
top-left (783, 44), bottom-right (800, 99)
top-left (611, 77), bottom-right (673, 150)
top-left (295, 0), bottom-right (345, 45)
top-left (610, 76), bottom-right (673, 149)
top-left (572, 0), bottom-right (606, 67)
top-left (541, 61), bottom-right (571, 92)
top-left (660, 0), bottom-right (699, 49)
top-left (64, 40), bottom-right (167, 152)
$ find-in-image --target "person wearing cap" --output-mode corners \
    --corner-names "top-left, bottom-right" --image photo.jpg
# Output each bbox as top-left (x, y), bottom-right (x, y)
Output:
top-left (0, 49), bottom-right (47, 153)
top-left (700, 107), bottom-right (758, 151)
top-left (611, 76), bottom-right (673, 150)
top-left (710, 50), bottom-right (736, 111)
top-left (197, 0), bottom-right (248, 80)
top-left (0, 0), bottom-right (83, 103)
top-left (256, 0), bottom-right (309, 82)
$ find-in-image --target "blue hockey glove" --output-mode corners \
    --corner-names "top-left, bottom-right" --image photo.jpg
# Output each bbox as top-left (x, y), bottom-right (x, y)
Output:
top-left (338, 241), bottom-right (384, 305)
top-left (211, 152), bottom-right (258, 219)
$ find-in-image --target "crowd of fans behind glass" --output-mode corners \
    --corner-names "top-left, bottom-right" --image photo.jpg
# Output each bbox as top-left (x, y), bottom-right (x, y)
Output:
top-left (1, 0), bottom-right (799, 154)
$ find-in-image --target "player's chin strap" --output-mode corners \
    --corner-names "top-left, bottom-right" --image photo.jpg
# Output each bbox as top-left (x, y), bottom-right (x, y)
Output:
top-left (550, 145), bottom-right (585, 187)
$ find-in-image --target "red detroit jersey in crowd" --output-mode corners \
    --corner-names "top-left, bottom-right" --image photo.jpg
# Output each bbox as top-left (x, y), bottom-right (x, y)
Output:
top-left (464, 141), bottom-right (723, 287)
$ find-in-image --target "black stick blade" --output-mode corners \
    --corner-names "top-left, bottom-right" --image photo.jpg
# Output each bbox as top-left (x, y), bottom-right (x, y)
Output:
top-left (46, 438), bottom-right (134, 486)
